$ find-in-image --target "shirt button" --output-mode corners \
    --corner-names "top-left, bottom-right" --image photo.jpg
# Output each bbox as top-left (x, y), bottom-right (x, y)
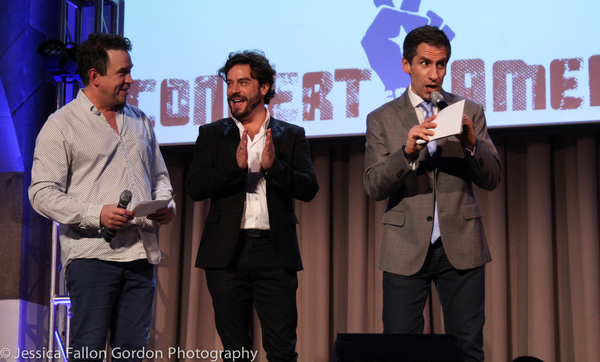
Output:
top-left (427, 216), bottom-right (433, 222)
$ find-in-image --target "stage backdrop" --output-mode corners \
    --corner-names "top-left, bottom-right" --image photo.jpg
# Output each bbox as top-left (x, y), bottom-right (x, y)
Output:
top-left (123, 0), bottom-right (600, 145)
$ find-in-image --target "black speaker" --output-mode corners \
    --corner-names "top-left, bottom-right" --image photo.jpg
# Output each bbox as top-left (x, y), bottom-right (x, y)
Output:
top-left (332, 333), bottom-right (464, 362)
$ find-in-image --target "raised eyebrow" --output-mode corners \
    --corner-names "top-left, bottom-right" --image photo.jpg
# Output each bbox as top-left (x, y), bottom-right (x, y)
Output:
top-left (226, 77), bottom-right (252, 84)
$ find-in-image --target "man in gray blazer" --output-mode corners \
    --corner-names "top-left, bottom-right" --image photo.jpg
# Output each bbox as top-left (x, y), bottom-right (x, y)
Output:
top-left (363, 26), bottom-right (501, 362)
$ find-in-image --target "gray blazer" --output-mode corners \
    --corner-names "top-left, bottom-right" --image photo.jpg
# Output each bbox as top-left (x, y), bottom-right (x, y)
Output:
top-left (364, 90), bottom-right (501, 276)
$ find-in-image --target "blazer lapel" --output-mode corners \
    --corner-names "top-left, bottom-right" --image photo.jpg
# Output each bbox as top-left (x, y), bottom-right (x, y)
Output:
top-left (395, 91), bottom-right (419, 131)
top-left (220, 117), bottom-right (236, 137)
top-left (268, 117), bottom-right (284, 150)
top-left (220, 118), bottom-right (241, 156)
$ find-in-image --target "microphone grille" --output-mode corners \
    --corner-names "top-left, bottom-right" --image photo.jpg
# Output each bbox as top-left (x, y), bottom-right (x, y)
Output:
top-left (120, 190), bottom-right (133, 203)
top-left (430, 91), bottom-right (443, 104)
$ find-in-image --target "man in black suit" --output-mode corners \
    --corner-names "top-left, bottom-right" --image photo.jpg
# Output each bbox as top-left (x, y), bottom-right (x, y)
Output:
top-left (187, 50), bottom-right (319, 362)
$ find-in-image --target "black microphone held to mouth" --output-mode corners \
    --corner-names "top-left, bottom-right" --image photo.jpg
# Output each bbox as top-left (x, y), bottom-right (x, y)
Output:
top-left (104, 190), bottom-right (133, 243)
top-left (430, 91), bottom-right (449, 110)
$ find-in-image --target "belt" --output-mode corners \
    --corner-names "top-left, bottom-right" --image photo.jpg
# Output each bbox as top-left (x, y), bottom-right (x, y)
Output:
top-left (242, 229), bottom-right (271, 238)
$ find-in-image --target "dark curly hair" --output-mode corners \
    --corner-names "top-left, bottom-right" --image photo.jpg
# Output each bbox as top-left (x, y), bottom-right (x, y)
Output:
top-left (218, 50), bottom-right (276, 105)
top-left (403, 25), bottom-right (451, 65)
top-left (77, 32), bottom-right (132, 86)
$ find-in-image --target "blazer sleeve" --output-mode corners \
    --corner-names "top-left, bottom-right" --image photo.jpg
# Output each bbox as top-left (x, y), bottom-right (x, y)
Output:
top-left (461, 101), bottom-right (502, 191)
top-left (265, 126), bottom-right (319, 202)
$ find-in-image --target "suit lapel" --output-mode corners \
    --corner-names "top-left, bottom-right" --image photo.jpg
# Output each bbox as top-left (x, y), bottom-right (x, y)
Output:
top-left (220, 118), bottom-right (241, 156)
top-left (268, 117), bottom-right (284, 151)
top-left (441, 89), bottom-right (459, 105)
top-left (395, 91), bottom-right (419, 131)
top-left (220, 117), bottom-right (237, 137)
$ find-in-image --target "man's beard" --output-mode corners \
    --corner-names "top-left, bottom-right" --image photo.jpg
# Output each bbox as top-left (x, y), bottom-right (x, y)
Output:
top-left (228, 93), bottom-right (262, 120)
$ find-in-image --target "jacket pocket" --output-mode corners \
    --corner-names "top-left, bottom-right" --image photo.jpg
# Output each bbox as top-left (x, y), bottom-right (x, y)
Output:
top-left (462, 203), bottom-right (483, 220)
top-left (382, 209), bottom-right (405, 227)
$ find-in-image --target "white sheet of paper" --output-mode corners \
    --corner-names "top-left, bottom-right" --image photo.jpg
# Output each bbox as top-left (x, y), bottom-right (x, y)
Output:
top-left (429, 99), bottom-right (465, 141)
top-left (133, 198), bottom-right (172, 217)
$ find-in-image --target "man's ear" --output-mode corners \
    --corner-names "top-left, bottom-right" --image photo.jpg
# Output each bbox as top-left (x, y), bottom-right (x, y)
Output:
top-left (260, 82), bottom-right (269, 96)
top-left (402, 57), bottom-right (411, 75)
top-left (89, 69), bottom-right (100, 86)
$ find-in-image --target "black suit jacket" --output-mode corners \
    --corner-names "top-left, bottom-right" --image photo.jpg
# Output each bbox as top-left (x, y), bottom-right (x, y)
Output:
top-left (187, 117), bottom-right (319, 271)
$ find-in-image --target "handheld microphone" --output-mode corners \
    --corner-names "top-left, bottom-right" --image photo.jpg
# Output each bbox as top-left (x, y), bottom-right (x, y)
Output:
top-left (430, 91), bottom-right (449, 110)
top-left (104, 190), bottom-right (133, 243)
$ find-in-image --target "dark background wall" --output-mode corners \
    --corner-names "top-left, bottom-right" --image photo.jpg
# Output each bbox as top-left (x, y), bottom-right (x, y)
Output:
top-left (0, 0), bottom-right (61, 307)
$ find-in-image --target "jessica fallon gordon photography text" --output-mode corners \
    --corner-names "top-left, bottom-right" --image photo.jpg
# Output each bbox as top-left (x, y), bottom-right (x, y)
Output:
top-left (14, 346), bottom-right (258, 361)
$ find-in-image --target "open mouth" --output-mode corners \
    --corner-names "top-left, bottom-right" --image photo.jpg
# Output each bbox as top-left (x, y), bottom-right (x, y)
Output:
top-left (229, 95), bottom-right (247, 109)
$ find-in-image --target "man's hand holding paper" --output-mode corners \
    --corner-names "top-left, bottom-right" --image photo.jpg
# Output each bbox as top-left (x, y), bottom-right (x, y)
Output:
top-left (134, 198), bottom-right (175, 225)
top-left (416, 99), bottom-right (465, 145)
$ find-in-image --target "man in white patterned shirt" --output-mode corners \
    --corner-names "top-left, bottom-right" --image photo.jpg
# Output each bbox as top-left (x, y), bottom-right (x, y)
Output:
top-left (29, 33), bottom-right (174, 362)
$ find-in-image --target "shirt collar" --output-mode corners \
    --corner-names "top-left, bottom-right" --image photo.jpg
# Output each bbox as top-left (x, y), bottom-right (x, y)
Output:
top-left (76, 89), bottom-right (98, 114)
top-left (77, 88), bottom-right (125, 117)
top-left (407, 86), bottom-right (429, 109)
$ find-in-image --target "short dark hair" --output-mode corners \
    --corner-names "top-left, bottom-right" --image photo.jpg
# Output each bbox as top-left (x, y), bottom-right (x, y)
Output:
top-left (403, 25), bottom-right (451, 65)
top-left (218, 50), bottom-right (276, 105)
top-left (77, 32), bottom-right (132, 86)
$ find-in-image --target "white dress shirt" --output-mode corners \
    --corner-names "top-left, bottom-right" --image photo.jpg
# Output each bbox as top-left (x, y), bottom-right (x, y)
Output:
top-left (232, 108), bottom-right (271, 230)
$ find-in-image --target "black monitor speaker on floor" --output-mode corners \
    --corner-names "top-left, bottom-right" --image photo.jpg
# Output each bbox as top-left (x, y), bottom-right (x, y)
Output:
top-left (332, 333), bottom-right (464, 362)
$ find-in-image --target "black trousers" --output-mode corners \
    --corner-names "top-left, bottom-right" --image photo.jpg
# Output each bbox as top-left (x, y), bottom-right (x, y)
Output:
top-left (382, 240), bottom-right (485, 362)
top-left (205, 234), bottom-right (298, 362)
